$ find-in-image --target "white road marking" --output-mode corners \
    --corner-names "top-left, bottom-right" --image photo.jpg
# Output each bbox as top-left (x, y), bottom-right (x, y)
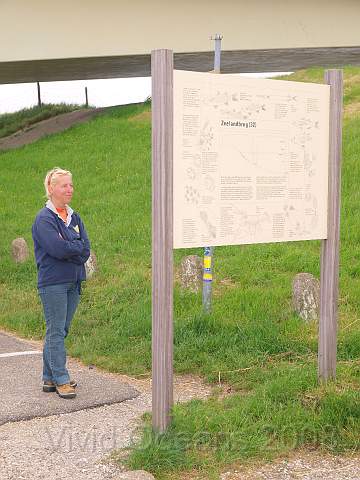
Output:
top-left (0, 350), bottom-right (42, 358)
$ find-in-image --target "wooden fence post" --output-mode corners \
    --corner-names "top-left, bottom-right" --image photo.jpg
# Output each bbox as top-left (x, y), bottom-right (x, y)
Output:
top-left (151, 49), bottom-right (174, 432)
top-left (318, 69), bottom-right (343, 382)
top-left (37, 81), bottom-right (41, 107)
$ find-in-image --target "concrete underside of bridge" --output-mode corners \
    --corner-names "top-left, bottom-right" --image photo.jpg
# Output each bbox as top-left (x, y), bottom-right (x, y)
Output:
top-left (1, 1), bottom-right (360, 83)
top-left (0, 46), bottom-right (359, 84)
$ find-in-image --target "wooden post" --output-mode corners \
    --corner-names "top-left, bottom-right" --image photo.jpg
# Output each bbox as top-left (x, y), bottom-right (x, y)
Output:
top-left (85, 86), bottom-right (88, 107)
top-left (151, 49), bottom-right (174, 433)
top-left (37, 81), bottom-right (41, 107)
top-left (318, 69), bottom-right (343, 382)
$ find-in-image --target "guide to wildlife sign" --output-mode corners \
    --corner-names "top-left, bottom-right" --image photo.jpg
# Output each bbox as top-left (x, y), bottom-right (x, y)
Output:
top-left (173, 70), bottom-right (330, 249)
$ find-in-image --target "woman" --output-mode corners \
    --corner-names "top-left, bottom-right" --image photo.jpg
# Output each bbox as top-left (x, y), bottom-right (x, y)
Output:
top-left (32, 167), bottom-right (91, 399)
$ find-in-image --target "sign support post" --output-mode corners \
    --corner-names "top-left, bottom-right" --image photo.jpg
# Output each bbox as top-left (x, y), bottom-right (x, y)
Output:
top-left (151, 49), bottom-right (174, 433)
top-left (318, 69), bottom-right (343, 382)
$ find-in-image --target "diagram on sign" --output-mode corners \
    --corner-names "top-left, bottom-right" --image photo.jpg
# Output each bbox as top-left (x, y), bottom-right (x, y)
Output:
top-left (185, 185), bottom-right (200, 205)
top-left (200, 211), bottom-right (217, 239)
top-left (203, 89), bottom-right (268, 119)
top-left (232, 208), bottom-right (271, 240)
top-left (221, 134), bottom-right (289, 176)
top-left (200, 121), bottom-right (215, 151)
top-left (173, 70), bottom-right (330, 248)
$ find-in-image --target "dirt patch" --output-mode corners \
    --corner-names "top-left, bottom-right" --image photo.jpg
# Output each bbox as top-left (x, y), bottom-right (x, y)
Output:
top-left (213, 277), bottom-right (238, 297)
top-left (129, 111), bottom-right (151, 123)
top-left (344, 101), bottom-right (360, 119)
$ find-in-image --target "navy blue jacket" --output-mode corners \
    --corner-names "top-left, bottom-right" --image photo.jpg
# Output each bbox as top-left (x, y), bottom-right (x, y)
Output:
top-left (32, 206), bottom-right (91, 292)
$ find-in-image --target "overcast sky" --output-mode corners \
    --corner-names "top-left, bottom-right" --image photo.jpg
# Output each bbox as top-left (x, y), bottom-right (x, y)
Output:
top-left (0, 73), bottom-right (292, 114)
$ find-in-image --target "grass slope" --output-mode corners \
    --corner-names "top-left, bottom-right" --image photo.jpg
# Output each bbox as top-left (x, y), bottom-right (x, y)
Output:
top-left (0, 103), bottom-right (89, 139)
top-left (1, 69), bottom-right (360, 478)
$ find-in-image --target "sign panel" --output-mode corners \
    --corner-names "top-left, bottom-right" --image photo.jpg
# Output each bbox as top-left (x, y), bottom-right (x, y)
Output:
top-left (173, 70), bottom-right (330, 248)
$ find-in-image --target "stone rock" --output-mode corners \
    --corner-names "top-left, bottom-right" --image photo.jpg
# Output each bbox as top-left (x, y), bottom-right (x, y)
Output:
top-left (85, 250), bottom-right (97, 279)
top-left (115, 471), bottom-right (155, 480)
top-left (179, 255), bottom-right (203, 292)
top-left (11, 237), bottom-right (29, 263)
top-left (292, 273), bottom-right (320, 322)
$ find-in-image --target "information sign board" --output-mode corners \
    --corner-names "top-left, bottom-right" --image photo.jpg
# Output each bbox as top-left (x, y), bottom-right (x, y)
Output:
top-left (173, 71), bottom-right (330, 248)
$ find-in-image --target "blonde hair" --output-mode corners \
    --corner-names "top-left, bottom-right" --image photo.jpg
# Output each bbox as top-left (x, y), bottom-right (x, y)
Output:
top-left (44, 167), bottom-right (72, 199)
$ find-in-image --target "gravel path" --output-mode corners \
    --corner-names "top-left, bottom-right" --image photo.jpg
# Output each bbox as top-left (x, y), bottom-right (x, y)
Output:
top-left (3, 380), bottom-right (360, 480)
top-left (221, 451), bottom-right (360, 479)
top-left (0, 353), bottom-right (213, 480)
top-left (0, 397), bottom-right (148, 480)
top-left (1, 330), bottom-right (359, 479)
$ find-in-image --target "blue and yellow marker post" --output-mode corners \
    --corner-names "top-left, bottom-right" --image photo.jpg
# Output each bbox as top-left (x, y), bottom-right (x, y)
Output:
top-left (202, 245), bottom-right (214, 313)
top-left (202, 34), bottom-right (222, 314)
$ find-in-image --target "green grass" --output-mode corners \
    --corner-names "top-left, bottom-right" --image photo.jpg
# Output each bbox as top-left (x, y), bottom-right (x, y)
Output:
top-left (0, 103), bottom-right (90, 138)
top-left (120, 366), bottom-right (360, 479)
top-left (1, 68), bottom-right (360, 479)
top-left (278, 66), bottom-right (360, 118)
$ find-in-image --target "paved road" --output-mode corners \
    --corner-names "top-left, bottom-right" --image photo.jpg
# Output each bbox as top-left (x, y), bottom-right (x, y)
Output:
top-left (0, 331), bottom-right (140, 425)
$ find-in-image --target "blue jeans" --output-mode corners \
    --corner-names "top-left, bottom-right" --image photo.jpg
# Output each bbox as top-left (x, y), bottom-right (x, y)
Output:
top-left (38, 282), bottom-right (80, 385)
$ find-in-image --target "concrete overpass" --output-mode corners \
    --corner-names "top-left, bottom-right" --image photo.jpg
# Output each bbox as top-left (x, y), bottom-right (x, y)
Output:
top-left (1, 0), bottom-right (360, 82)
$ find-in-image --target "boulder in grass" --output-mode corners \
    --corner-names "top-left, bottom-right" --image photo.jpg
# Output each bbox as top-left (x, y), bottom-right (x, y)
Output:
top-left (11, 237), bottom-right (29, 263)
top-left (85, 250), bottom-right (97, 279)
top-left (292, 272), bottom-right (320, 322)
top-left (180, 255), bottom-right (203, 292)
